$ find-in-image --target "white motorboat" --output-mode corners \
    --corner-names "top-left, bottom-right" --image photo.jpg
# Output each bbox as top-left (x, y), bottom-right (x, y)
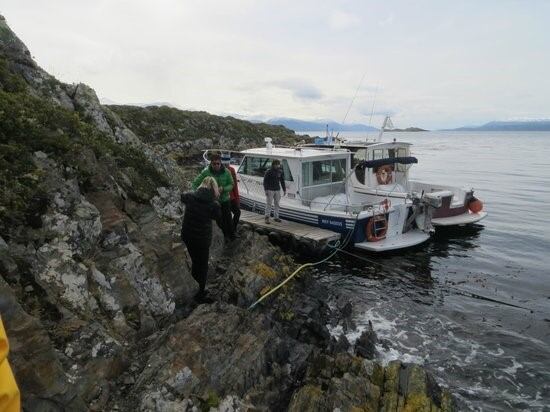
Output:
top-left (303, 118), bottom-right (487, 227)
top-left (233, 139), bottom-right (438, 252)
top-left (349, 141), bottom-right (487, 226)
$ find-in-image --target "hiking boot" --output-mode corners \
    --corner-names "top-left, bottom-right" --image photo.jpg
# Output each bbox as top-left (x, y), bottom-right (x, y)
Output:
top-left (265, 217), bottom-right (270, 224)
top-left (274, 218), bottom-right (281, 223)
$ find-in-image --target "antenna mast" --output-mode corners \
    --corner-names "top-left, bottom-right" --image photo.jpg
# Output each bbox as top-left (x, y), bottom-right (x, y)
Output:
top-left (378, 115), bottom-right (394, 142)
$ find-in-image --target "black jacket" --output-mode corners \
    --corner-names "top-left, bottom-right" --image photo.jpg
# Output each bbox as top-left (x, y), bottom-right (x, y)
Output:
top-left (181, 188), bottom-right (221, 244)
top-left (263, 167), bottom-right (286, 192)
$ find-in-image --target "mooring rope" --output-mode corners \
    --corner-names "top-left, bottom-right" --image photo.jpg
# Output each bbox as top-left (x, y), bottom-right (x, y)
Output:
top-left (248, 215), bottom-right (358, 310)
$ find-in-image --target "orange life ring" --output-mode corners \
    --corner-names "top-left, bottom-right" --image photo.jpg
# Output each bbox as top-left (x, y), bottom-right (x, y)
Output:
top-left (366, 215), bottom-right (388, 242)
top-left (376, 165), bottom-right (393, 185)
top-left (468, 198), bottom-right (483, 213)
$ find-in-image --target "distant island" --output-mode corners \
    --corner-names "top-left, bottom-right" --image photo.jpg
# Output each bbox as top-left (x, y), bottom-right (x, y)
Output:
top-left (266, 117), bottom-right (378, 132)
top-left (448, 120), bottom-right (550, 131)
top-left (389, 127), bottom-right (428, 132)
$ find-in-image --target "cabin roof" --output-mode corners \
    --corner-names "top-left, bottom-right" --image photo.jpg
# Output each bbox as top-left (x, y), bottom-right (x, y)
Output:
top-left (364, 141), bottom-right (412, 149)
top-left (241, 147), bottom-right (350, 159)
top-left (301, 141), bottom-right (412, 151)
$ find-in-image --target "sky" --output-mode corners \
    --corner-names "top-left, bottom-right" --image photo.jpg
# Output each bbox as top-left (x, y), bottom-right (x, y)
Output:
top-left (2, 0), bottom-right (550, 129)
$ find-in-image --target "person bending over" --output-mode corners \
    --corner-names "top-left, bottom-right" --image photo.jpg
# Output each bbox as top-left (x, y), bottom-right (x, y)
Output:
top-left (192, 153), bottom-right (235, 240)
top-left (181, 176), bottom-right (221, 303)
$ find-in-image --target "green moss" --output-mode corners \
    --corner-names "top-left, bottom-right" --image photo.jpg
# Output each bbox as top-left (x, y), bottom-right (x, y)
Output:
top-left (0, 57), bottom-right (26, 92)
top-left (0, 54), bottom-right (168, 235)
top-left (200, 389), bottom-right (220, 411)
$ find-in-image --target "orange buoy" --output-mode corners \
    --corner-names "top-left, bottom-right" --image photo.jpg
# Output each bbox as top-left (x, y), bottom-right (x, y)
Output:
top-left (468, 198), bottom-right (483, 213)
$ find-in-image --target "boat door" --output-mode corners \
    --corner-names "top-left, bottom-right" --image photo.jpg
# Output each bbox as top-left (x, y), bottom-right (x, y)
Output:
top-left (237, 155), bottom-right (297, 198)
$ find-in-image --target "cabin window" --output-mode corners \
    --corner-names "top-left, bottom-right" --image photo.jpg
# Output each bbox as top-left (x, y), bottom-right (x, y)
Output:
top-left (354, 165), bottom-right (365, 184)
top-left (396, 148), bottom-right (408, 172)
top-left (238, 157), bottom-right (293, 181)
top-left (239, 156), bottom-right (272, 176)
top-left (282, 160), bottom-right (294, 182)
top-left (372, 149), bottom-right (384, 160)
top-left (352, 149), bottom-right (367, 168)
top-left (302, 158), bottom-right (347, 187)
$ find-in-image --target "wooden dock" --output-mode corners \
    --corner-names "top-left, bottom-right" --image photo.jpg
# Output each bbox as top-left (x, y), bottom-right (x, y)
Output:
top-left (240, 210), bottom-right (340, 245)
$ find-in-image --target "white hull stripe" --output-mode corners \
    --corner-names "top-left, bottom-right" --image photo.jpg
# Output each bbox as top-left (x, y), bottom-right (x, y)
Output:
top-left (240, 197), bottom-right (357, 230)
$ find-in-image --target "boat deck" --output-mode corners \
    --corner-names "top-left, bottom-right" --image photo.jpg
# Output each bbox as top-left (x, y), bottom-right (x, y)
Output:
top-left (240, 210), bottom-right (340, 244)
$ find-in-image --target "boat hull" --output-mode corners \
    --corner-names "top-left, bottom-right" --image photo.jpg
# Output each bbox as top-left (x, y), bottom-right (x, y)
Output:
top-left (354, 230), bottom-right (429, 252)
top-left (432, 211), bottom-right (487, 226)
top-left (239, 194), bottom-right (431, 252)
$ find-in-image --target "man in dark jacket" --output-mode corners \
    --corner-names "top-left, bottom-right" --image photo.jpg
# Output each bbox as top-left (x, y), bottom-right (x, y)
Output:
top-left (181, 177), bottom-right (221, 302)
top-left (263, 159), bottom-right (286, 224)
top-left (192, 154), bottom-right (235, 240)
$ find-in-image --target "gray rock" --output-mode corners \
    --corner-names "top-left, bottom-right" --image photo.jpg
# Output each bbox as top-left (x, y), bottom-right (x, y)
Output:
top-left (354, 320), bottom-right (378, 360)
top-left (72, 83), bottom-right (113, 135)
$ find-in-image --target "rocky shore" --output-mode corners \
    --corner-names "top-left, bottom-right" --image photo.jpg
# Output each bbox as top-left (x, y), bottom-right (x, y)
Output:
top-left (0, 15), bottom-right (454, 411)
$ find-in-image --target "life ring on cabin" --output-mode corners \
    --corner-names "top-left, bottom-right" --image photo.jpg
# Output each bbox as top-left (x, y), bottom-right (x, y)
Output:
top-left (468, 197), bottom-right (484, 213)
top-left (365, 215), bottom-right (388, 242)
top-left (376, 165), bottom-right (393, 185)
top-left (380, 198), bottom-right (391, 212)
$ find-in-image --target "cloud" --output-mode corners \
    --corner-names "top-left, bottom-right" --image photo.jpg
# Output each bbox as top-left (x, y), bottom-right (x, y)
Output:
top-left (379, 13), bottom-right (394, 27)
top-left (328, 10), bottom-right (360, 31)
top-left (268, 79), bottom-right (324, 101)
top-left (358, 105), bottom-right (399, 117)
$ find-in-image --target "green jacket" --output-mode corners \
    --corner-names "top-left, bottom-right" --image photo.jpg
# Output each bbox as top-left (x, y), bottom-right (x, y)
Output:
top-left (192, 165), bottom-right (234, 203)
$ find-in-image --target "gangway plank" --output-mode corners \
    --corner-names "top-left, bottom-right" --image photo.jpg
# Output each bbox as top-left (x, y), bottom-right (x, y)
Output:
top-left (240, 210), bottom-right (340, 244)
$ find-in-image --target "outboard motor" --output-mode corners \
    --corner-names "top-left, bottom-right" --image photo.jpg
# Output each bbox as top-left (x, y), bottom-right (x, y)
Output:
top-left (403, 193), bottom-right (437, 234)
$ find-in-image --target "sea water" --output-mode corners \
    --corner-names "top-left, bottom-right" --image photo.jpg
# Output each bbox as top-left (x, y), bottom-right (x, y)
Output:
top-left (302, 131), bottom-right (550, 411)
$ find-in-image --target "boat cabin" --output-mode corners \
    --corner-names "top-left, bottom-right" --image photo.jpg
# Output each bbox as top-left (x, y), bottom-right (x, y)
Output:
top-left (237, 147), bottom-right (351, 207)
top-left (351, 142), bottom-right (417, 190)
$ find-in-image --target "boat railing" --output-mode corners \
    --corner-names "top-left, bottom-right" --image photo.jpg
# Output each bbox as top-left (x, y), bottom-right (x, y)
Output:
top-left (238, 174), bottom-right (386, 215)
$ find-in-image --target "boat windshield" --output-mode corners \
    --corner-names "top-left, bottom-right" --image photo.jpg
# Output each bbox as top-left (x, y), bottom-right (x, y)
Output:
top-left (238, 156), bottom-right (293, 181)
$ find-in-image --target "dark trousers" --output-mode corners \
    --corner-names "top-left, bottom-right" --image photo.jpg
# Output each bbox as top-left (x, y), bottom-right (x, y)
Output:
top-left (183, 238), bottom-right (210, 294)
top-left (217, 201), bottom-right (235, 239)
top-left (230, 199), bottom-right (241, 231)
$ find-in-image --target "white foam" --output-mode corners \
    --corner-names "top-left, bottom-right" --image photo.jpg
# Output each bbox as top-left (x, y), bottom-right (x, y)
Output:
top-left (502, 358), bottom-right (524, 376)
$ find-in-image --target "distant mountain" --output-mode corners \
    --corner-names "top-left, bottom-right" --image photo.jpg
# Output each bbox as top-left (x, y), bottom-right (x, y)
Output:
top-left (450, 120), bottom-right (550, 131)
top-left (267, 117), bottom-right (378, 132)
top-left (99, 96), bottom-right (179, 109)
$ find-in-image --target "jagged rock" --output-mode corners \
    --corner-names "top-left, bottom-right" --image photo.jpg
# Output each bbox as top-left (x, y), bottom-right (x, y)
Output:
top-left (36, 239), bottom-right (98, 312)
top-left (288, 353), bottom-right (381, 412)
top-left (355, 320), bottom-right (378, 360)
top-left (0, 277), bottom-right (87, 410)
top-left (289, 353), bottom-right (453, 412)
top-left (0, 235), bottom-right (7, 250)
top-left (72, 83), bottom-right (113, 135)
top-left (0, 15), bottom-right (75, 109)
top-left (151, 187), bottom-right (184, 220)
top-left (134, 303), bottom-right (311, 411)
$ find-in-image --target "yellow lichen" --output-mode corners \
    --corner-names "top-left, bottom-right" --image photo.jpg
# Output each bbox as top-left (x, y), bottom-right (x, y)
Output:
top-left (253, 262), bottom-right (277, 278)
top-left (402, 393), bottom-right (434, 412)
top-left (260, 285), bottom-right (272, 296)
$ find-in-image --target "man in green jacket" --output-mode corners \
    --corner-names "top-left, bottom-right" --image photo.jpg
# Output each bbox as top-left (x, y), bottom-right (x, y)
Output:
top-left (192, 153), bottom-right (235, 240)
